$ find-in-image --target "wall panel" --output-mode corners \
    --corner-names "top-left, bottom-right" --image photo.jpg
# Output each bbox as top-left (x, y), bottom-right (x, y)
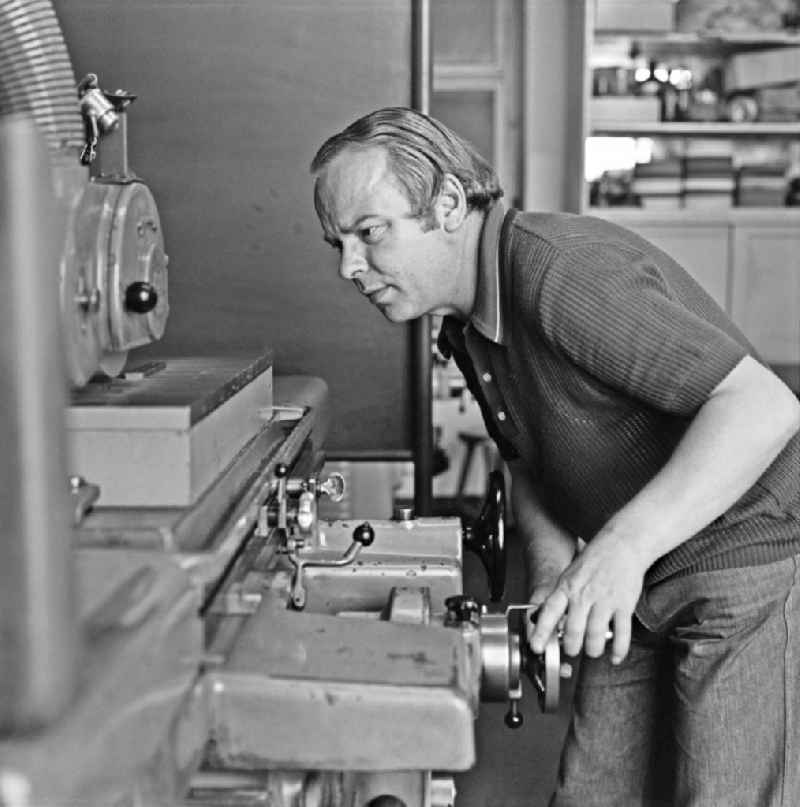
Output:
top-left (54, 0), bottom-right (413, 454)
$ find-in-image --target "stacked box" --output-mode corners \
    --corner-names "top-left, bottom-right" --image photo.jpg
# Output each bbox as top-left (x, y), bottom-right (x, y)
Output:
top-left (595, 0), bottom-right (676, 32)
top-left (633, 157), bottom-right (683, 209)
top-left (590, 96), bottom-right (661, 124)
top-left (725, 47), bottom-right (800, 92)
top-left (737, 162), bottom-right (788, 206)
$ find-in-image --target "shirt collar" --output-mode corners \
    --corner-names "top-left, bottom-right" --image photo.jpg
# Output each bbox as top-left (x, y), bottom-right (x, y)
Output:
top-left (469, 201), bottom-right (507, 345)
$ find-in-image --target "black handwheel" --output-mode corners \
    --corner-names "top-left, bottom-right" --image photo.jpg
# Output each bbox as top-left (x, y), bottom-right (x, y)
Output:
top-left (462, 470), bottom-right (506, 601)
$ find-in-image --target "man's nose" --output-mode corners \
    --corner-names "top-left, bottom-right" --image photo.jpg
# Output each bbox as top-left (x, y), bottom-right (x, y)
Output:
top-left (338, 239), bottom-right (366, 281)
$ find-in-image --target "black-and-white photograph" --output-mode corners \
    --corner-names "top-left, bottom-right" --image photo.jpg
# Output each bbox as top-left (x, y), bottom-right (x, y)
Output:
top-left (1, 1), bottom-right (799, 805)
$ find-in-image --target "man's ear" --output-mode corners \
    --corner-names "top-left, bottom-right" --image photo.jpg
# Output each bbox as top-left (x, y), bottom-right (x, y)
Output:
top-left (434, 173), bottom-right (468, 232)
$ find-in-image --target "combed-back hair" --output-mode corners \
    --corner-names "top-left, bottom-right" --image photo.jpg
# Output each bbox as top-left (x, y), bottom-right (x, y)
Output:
top-left (311, 107), bottom-right (503, 226)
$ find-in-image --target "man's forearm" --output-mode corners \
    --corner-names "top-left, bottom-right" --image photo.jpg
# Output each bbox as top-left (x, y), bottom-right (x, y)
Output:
top-left (510, 462), bottom-right (577, 596)
top-left (598, 355), bottom-right (800, 569)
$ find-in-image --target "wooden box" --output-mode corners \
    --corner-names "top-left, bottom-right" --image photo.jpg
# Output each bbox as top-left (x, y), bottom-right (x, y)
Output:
top-left (67, 355), bottom-right (273, 507)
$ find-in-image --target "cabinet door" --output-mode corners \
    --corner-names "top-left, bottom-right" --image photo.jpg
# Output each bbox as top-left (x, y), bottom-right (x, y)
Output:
top-left (625, 223), bottom-right (731, 312)
top-left (731, 226), bottom-right (800, 365)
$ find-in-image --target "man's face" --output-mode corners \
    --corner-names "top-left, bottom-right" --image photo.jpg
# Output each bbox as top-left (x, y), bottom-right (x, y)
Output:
top-left (315, 146), bottom-right (464, 323)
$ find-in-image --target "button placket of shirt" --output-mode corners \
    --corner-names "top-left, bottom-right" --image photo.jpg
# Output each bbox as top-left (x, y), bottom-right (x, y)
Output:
top-left (464, 328), bottom-right (518, 440)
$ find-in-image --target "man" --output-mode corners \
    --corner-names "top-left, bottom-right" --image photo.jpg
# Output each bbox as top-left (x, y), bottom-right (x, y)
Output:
top-left (310, 107), bottom-right (800, 806)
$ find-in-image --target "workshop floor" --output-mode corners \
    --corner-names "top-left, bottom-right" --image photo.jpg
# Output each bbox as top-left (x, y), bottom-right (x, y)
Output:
top-left (453, 512), bottom-right (573, 807)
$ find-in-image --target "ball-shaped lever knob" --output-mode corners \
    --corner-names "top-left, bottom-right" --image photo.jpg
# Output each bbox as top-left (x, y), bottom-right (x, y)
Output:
top-left (125, 281), bottom-right (158, 314)
top-left (352, 522), bottom-right (375, 547)
top-left (504, 701), bottom-right (524, 729)
top-left (274, 463), bottom-right (289, 478)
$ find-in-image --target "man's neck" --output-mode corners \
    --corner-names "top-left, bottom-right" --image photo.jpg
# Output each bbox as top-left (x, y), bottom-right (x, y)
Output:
top-left (450, 208), bottom-right (487, 321)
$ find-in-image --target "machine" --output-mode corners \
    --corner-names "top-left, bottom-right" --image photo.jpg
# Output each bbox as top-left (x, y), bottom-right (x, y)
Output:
top-left (0, 3), bottom-right (565, 805)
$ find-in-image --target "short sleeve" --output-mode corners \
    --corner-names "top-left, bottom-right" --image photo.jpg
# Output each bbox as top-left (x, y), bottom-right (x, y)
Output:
top-left (531, 244), bottom-right (749, 414)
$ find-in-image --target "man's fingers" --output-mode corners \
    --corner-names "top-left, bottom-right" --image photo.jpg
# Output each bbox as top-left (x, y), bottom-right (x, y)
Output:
top-left (525, 602), bottom-right (543, 646)
top-left (530, 589), bottom-right (568, 653)
top-left (561, 600), bottom-right (591, 657)
top-left (583, 607), bottom-right (613, 658)
top-left (610, 610), bottom-right (632, 664)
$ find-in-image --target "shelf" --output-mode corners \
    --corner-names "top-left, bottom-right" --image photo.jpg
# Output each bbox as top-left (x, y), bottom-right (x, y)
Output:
top-left (590, 121), bottom-right (800, 136)
top-left (593, 31), bottom-right (800, 58)
top-left (588, 206), bottom-right (800, 225)
top-left (595, 32), bottom-right (800, 45)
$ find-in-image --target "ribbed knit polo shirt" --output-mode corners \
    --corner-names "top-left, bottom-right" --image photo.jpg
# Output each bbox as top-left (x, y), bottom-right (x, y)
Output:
top-left (439, 204), bottom-right (800, 585)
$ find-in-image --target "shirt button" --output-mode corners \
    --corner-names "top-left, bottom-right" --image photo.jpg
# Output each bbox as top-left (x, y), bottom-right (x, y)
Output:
top-left (497, 410), bottom-right (507, 422)
top-left (482, 372), bottom-right (493, 383)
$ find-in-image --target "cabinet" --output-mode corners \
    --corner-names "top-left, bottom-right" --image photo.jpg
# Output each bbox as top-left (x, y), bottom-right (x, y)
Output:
top-left (592, 208), bottom-right (800, 371)
top-left (731, 220), bottom-right (800, 363)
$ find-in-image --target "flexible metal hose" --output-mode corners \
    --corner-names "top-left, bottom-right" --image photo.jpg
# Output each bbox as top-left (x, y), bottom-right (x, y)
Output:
top-left (0, 0), bottom-right (83, 153)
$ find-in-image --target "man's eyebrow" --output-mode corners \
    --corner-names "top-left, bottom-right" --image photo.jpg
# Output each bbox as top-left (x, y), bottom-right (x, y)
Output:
top-left (335, 214), bottom-right (385, 235)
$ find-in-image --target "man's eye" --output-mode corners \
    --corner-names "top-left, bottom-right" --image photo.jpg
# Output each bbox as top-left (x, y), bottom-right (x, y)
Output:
top-left (325, 238), bottom-right (342, 252)
top-left (360, 224), bottom-right (387, 244)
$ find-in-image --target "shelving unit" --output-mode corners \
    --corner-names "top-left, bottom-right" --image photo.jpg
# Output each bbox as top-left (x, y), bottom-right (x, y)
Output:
top-left (591, 121), bottom-right (800, 135)
top-left (585, 2), bottom-right (800, 379)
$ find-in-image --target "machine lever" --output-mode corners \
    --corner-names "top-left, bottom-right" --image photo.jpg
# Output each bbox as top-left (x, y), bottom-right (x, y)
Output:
top-left (504, 699), bottom-right (524, 729)
top-left (286, 522), bottom-right (374, 609)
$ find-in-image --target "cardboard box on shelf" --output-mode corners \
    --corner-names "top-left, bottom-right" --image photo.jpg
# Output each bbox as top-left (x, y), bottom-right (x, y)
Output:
top-left (675, 0), bottom-right (795, 34)
top-left (725, 47), bottom-right (800, 91)
top-left (590, 95), bottom-right (661, 123)
top-left (595, 0), bottom-right (676, 32)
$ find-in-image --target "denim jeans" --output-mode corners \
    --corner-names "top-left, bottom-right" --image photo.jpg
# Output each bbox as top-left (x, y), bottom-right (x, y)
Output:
top-left (549, 553), bottom-right (800, 807)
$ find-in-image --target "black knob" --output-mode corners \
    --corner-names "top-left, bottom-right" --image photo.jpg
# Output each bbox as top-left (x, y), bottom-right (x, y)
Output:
top-left (461, 470), bottom-right (507, 601)
top-left (504, 701), bottom-right (524, 729)
top-left (353, 522), bottom-right (375, 546)
top-left (125, 281), bottom-right (158, 314)
top-left (274, 463), bottom-right (289, 478)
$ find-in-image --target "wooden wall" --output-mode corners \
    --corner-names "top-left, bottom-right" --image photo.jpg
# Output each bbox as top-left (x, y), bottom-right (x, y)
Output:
top-left (54, 0), bottom-right (414, 454)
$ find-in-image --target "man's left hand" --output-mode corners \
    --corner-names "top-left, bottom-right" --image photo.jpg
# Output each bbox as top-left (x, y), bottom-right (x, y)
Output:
top-left (528, 530), bottom-right (648, 664)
